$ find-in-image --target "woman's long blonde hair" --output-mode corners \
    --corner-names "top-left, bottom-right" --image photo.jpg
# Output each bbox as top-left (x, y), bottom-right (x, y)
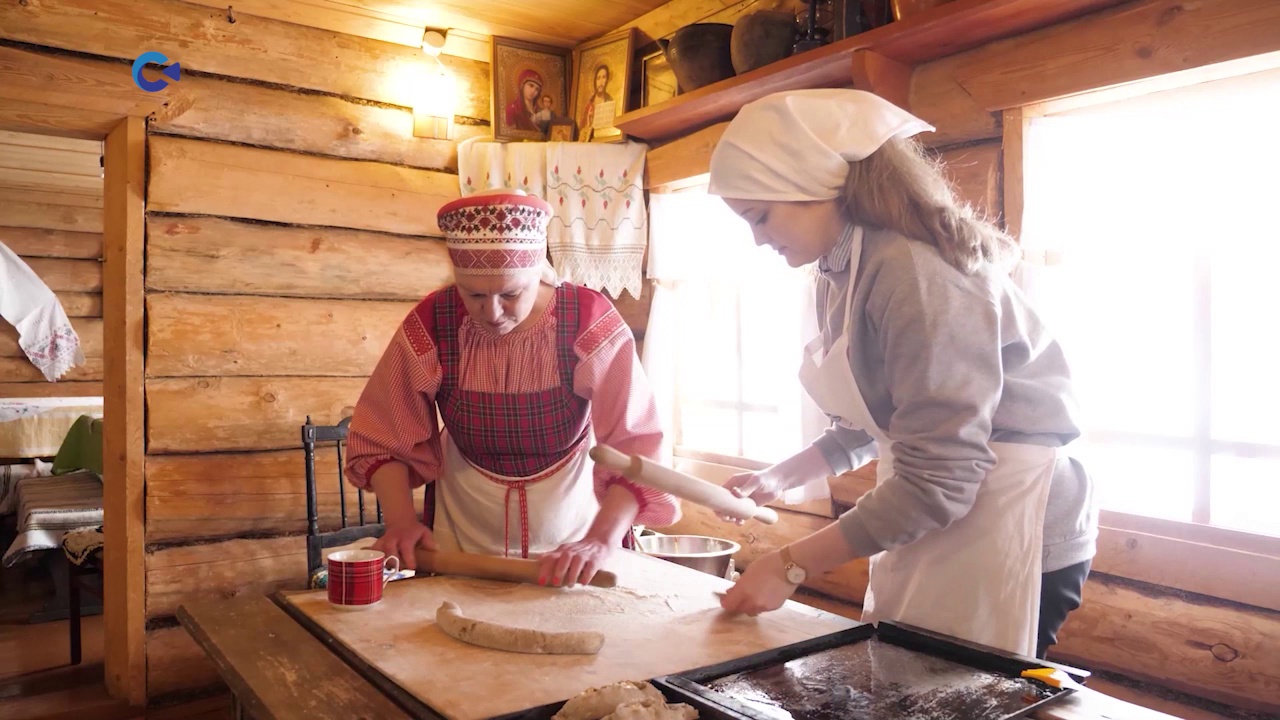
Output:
top-left (842, 138), bottom-right (1018, 274)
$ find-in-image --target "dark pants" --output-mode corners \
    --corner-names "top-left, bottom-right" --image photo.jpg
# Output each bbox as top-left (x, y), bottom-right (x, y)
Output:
top-left (1037, 559), bottom-right (1091, 659)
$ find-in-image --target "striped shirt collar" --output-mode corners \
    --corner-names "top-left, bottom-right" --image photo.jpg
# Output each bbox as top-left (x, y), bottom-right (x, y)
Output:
top-left (818, 223), bottom-right (857, 275)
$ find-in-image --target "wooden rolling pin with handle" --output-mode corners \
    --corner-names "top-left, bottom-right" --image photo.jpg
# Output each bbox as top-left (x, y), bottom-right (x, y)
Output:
top-left (589, 444), bottom-right (779, 525)
top-left (414, 548), bottom-right (618, 588)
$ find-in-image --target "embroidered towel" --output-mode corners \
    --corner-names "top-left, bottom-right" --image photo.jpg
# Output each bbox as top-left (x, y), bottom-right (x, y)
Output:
top-left (0, 242), bottom-right (83, 382)
top-left (545, 142), bottom-right (647, 299)
top-left (457, 137), bottom-right (546, 198)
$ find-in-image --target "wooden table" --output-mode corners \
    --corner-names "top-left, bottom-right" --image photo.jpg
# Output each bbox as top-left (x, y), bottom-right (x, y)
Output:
top-left (177, 552), bottom-right (1185, 720)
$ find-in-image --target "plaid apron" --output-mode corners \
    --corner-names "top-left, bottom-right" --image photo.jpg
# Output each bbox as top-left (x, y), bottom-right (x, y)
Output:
top-left (423, 286), bottom-right (611, 558)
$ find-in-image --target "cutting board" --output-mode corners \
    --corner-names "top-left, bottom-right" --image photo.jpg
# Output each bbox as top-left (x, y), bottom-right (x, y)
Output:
top-left (284, 550), bottom-right (858, 720)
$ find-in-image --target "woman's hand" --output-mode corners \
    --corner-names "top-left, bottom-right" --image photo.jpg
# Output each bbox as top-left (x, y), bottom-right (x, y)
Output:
top-left (719, 470), bottom-right (785, 524)
top-left (538, 537), bottom-right (613, 587)
top-left (718, 550), bottom-right (797, 616)
top-left (372, 521), bottom-right (437, 571)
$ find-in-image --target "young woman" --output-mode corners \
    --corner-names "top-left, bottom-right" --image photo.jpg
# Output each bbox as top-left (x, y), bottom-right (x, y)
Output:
top-left (708, 89), bottom-right (1097, 659)
top-left (345, 190), bottom-right (678, 588)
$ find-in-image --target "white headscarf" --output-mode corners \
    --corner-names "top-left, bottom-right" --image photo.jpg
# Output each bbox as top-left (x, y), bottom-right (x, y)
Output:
top-left (707, 89), bottom-right (935, 202)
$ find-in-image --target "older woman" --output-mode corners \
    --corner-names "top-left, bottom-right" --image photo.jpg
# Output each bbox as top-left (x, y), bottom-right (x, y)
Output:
top-left (346, 190), bottom-right (678, 587)
top-left (708, 90), bottom-right (1097, 660)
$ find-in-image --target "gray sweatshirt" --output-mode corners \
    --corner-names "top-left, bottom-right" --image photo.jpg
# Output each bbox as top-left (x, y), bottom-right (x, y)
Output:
top-left (811, 225), bottom-right (1098, 573)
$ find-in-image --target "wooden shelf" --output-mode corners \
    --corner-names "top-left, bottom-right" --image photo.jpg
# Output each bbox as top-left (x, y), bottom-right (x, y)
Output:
top-left (615, 0), bottom-right (1124, 144)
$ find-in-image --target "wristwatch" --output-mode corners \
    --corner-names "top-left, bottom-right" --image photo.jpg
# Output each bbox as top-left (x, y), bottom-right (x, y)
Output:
top-left (779, 545), bottom-right (807, 585)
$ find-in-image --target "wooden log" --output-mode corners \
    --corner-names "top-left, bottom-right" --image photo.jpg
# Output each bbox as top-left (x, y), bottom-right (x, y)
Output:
top-left (146, 216), bottom-right (453, 301)
top-left (937, 142), bottom-right (1002, 220)
top-left (147, 137), bottom-right (458, 237)
top-left (0, 142), bottom-right (101, 177)
top-left (151, 71), bottom-right (491, 172)
top-left (23, 257), bottom-right (103, 292)
top-left (0, 357), bottom-right (102, 382)
top-left (0, 99), bottom-right (121, 141)
top-left (646, 122), bottom-right (726, 190)
top-left (666, 498), bottom-right (870, 604)
top-left (951, 0), bottom-right (1280, 112)
top-left (910, 61), bottom-right (1001, 147)
top-left (0, 317), bottom-right (102, 358)
top-left (0, 45), bottom-right (177, 124)
top-left (1054, 574), bottom-right (1280, 715)
top-left (148, 449), bottom-right (337, 500)
top-left (1093, 526), bottom-right (1280, 613)
top-left (146, 294), bottom-right (414, 378)
top-left (178, 0), bottom-right (495, 60)
top-left (0, 167), bottom-right (102, 197)
top-left (911, 0), bottom-right (1280, 146)
top-left (0, 0), bottom-right (490, 113)
top-left (0, 200), bottom-right (102, 232)
top-left (57, 292), bottom-right (102, 317)
top-left (146, 625), bottom-right (221, 699)
top-left (146, 377), bottom-right (366, 454)
top-left (146, 448), bottom-right (428, 543)
top-left (0, 381), bottom-right (101, 397)
top-left (0, 227), bottom-right (103, 259)
top-left (147, 492), bottom-right (374, 543)
top-left (0, 130), bottom-right (100, 153)
top-left (0, 187), bottom-right (103, 209)
top-left (146, 535), bottom-right (309, 620)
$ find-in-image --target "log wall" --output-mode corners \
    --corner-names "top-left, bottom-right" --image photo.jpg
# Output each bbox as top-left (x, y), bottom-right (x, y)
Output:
top-left (0, 0), bottom-right (649, 701)
top-left (0, 188), bottom-right (104, 398)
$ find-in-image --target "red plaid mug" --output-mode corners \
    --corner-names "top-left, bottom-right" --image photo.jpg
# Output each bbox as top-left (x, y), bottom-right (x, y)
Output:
top-left (327, 549), bottom-right (400, 610)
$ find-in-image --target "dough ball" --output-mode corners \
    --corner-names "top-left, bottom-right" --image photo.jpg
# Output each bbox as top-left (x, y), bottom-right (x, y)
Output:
top-left (552, 680), bottom-right (666, 720)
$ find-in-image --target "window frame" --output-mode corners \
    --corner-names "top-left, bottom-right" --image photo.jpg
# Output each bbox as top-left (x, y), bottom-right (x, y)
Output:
top-left (1003, 64), bottom-right (1280, 568)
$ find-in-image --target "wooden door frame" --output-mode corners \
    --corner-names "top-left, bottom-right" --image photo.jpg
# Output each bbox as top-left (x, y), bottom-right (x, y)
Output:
top-left (0, 49), bottom-right (161, 700)
top-left (101, 115), bottom-right (148, 706)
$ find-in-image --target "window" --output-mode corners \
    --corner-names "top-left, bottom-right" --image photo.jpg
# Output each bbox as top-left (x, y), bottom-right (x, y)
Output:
top-left (643, 190), bottom-right (823, 466)
top-left (1020, 68), bottom-right (1280, 537)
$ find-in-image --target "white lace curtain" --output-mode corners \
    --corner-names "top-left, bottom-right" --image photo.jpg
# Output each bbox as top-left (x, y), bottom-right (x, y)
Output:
top-left (642, 190), bottom-right (828, 471)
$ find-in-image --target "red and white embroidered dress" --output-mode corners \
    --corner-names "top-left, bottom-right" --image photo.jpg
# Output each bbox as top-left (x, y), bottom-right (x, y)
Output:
top-left (345, 282), bottom-right (678, 558)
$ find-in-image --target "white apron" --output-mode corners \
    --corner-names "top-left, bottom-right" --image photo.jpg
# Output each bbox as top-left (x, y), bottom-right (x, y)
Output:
top-left (799, 226), bottom-right (1056, 657)
top-left (433, 430), bottom-right (599, 558)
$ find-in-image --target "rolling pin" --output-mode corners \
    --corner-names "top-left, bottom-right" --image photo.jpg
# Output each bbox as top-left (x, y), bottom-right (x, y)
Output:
top-left (589, 444), bottom-right (779, 525)
top-left (413, 548), bottom-right (618, 588)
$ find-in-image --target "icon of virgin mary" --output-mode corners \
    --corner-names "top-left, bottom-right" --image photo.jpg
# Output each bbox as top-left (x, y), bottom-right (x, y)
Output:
top-left (504, 68), bottom-right (544, 133)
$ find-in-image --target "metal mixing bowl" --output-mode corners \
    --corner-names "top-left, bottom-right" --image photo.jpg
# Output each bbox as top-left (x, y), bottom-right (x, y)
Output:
top-left (638, 534), bottom-right (740, 579)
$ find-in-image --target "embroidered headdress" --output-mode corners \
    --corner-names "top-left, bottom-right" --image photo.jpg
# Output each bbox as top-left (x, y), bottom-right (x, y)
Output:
top-left (437, 189), bottom-right (554, 276)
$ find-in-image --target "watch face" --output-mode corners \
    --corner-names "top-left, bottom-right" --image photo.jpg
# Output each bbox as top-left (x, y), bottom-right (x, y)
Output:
top-left (786, 565), bottom-right (806, 584)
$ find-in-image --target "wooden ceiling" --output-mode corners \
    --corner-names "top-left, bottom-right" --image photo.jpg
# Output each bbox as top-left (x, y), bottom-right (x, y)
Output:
top-left (180, 0), bottom-right (679, 54)
top-left (0, 131), bottom-right (103, 203)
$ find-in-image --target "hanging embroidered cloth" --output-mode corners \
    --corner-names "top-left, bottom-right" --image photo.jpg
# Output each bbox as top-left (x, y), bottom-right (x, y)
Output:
top-left (455, 140), bottom-right (648, 299)
top-left (545, 142), bottom-right (647, 299)
top-left (0, 242), bottom-right (83, 382)
top-left (457, 138), bottom-right (546, 198)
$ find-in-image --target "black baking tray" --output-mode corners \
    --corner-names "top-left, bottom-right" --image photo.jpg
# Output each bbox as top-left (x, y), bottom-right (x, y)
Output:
top-left (644, 621), bottom-right (1091, 720)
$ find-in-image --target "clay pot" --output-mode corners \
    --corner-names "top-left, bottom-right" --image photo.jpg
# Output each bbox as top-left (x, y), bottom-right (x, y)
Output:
top-left (731, 10), bottom-right (796, 75)
top-left (658, 23), bottom-right (736, 92)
